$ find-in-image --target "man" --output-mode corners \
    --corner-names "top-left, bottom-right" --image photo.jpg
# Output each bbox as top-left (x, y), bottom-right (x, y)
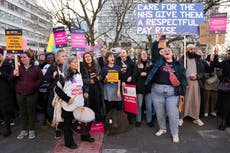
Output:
top-left (44, 49), bottom-right (67, 138)
top-left (181, 44), bottom-right (205, 126)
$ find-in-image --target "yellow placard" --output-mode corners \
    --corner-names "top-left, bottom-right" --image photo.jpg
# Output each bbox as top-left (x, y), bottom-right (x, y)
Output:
top-left (6, 35), bottom-right (23, 51)
top-left (107, 71), bottom-right (119, 82)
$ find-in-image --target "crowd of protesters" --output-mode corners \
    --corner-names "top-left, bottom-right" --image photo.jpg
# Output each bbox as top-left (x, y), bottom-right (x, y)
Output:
top-left (0, 32), bottom-right (230, 148)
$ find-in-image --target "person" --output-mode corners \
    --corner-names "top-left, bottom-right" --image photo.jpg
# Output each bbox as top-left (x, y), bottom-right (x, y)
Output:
top-left (102, 52), bottom-right (122, 113)
top-left (203, 55), bottom-right (219, 117)
top-left (133, 49), bottom-right (153, 127)
top-left (44, 50), bottom-right (67, 137)
top-left (211, 48), bottom-right (230, 131)
top-left (116, 49), bottom-right (135, 124)
top-left (0, 50), bottom-right (15, 137)
top-left (55, 56), bottom-right (94, 149)
top-left (10, 52), bottom-right (43, 139)
top-left (98, 48), bottom-right (108, 70)
top-left (145, 33), bottom-right (187, 143)
top-left (181, 44), bottom-right (205, 126)
top-left (81, 52), bottom-right (104, 122)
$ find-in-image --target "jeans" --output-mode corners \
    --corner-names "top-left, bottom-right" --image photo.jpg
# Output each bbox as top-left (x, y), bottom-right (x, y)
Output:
top-left (151, 84), bottom-right (179, 136)
top-left (136, 93), bottom-right (153, 123)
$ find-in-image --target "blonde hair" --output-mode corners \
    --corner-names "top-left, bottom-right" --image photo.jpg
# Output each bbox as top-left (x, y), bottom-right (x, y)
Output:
top-left (0, 53), bottom-right (4, 67)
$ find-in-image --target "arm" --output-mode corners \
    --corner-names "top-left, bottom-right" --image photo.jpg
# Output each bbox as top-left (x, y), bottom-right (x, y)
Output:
top-left (151, 33), bottom-right (163, 63)
top-left (55, 85), bottom-right (71, 102)
top-left (179, 63), bottom-right (188, 96)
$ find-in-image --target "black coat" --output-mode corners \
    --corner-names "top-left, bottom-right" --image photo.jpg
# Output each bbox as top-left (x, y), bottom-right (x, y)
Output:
top-left (133, 61), bottom-right (152, 94)
top-left (116, 56), bottom-right (135, 83)
top-left (0, 59), bottom-right (15, 112)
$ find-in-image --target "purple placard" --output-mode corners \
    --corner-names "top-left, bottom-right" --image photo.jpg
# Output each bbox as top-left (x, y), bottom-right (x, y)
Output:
top-left (92, 45), bottom-right (102, 58)
top-left (71, 28), bottom-right (88, 53)
top-left (53, 27), bottom-right (67, 48)
top-left (210, 13), bottom-right (227, 34)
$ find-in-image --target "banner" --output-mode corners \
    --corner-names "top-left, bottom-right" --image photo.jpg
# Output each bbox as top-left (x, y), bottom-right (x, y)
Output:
top-left (123, 84), bottom-right (138, 114)
top-left (210, 13), bottom-right (227, 34)
top-left (71, 28), bottom-right (88, 53)
top-left (199, 24), bottom-right (225, 45)
top-left (136, 3), bottom-right (204, 35)
top-left (92, 45), bottom-right (102, 58)
top-left (46, 34), bottom-right (58, 52)
top-left (53, 27), bottom-right (67, 48)
top-left (5, 29), bottom-right (23, 54)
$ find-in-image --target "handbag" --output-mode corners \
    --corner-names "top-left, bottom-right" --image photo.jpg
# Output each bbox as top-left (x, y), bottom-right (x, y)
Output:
top-left (89, 122), bottom-right (105, 134)
top-left (206, 74), bottom-right (218, 85)
top-left (218, 79), bottom-right (230, 93)
top-left (169, 71), bottom-right (181, 87)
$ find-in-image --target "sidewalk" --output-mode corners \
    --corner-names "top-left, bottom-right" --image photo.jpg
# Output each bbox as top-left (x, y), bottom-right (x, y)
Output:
top-left (51, 132), bottom-right (104, 153)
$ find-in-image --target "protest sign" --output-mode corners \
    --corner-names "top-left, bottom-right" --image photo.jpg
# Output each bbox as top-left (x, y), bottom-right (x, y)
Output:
top-left (53, 27), bottom-right (67, 48)
top-left (136, 3), bottom-right (204, 35)
top-left (123, 84), bottom-right (138, 114)
top-left (92, 45), bottom-right (102, 58)
top-left (107, 70), bottom-right (119, 83)
top-left (23, 38), bottom-right (27, 52)
top-left (210, 13), bottom-right (227, 34)
top-left (71, 28), bottom-right (88, 54)
top-left (199, 24), bottom-right (225, 45)
top-left (46, 34), bottom-right (58, 52)
top-left (5, 29), bottom-right (23, 54)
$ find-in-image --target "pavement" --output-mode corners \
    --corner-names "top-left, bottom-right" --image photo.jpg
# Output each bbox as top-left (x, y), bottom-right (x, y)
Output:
top-left (0, 114), bottom-right (230, 153)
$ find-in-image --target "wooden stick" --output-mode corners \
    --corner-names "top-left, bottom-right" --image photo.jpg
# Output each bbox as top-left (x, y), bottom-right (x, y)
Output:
top-left (77, 52), bottom-right (80, 73)
top-left (14, 54), bottom-right (19, 76)
top-left (183, 36), bottom-right (187, 69)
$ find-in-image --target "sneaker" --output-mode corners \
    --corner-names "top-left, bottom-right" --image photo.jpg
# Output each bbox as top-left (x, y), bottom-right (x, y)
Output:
top-left (193, 119), bottom-right (204, 126)
top-left (172, 135), bottom-right (179, 143)
top-left (17, 130), bottom-right (28, 140)
top-left (28, 130), bottom-right (36, 139)
top-left (179, 119), bottom-right (183, 126)
top-left (10, 121), bottom-right (15, 126)
top-left (54, 130), bottom-right (62, 139)
top-left (210, 112), bottom-right (217, 117)
top-left (204, 113), bottom-right (208, 117)
top-left (155, 129), bottom-right (167, 136)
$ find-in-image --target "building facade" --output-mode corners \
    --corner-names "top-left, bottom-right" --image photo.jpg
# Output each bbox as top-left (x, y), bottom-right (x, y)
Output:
top-left (0, 0), bottom-right (52, 52)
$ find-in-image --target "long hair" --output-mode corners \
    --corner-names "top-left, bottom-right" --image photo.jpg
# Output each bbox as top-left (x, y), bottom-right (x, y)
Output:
top-left (0, 53), bottom-right (4, 67)
top-left (62, 56), bottom-right (78, 81)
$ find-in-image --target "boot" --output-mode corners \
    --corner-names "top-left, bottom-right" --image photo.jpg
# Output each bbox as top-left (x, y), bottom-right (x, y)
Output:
top-left (218, 116), bottom-right (226, 131)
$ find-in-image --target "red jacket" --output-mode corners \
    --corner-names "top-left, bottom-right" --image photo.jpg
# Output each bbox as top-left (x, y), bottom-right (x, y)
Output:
top-left (11, 65), bottom-right (44, 95)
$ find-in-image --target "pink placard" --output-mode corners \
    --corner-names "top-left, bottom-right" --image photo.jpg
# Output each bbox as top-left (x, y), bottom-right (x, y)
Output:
top-left (123, 84), bottom-right (138, 114)
top-left (53, 27), bottom-right (67, 48)
top-left (210, 13), bottom-right (227, 34)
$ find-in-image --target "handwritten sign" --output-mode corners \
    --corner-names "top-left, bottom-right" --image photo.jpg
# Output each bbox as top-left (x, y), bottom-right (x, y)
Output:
top-left (136, 3), bottom-right (204, 35)
top-left (107, 70), bottom-right (119, 82)
top-left (5, 29), bottom-right (23, 54)
top-left (210, 13), bottom-right (227, 34)
top-left (199, 24), bottom-right (225, 45)
top-left (53, 27), bottom-right (67, 48)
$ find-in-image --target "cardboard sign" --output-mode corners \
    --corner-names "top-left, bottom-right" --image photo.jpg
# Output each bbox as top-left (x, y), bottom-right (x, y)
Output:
top-left (136, 3), bottom-right (204, 35)
top-left (5, 29), bottom-right (23, 54)
top-left (53, 27), bottom-right (67, 48)
top-left (92, 45), bottom-right (102, 58)
top-left (199, 24), bottom-right (225, 45)
top-left (158, 40), bottom-right (167, 48)
top-left (107, 70), bottom-right (119, 82)
top-left (123, 84), bottom-right (138, 114)
top-left (210, 13), bottom-right (227, 34)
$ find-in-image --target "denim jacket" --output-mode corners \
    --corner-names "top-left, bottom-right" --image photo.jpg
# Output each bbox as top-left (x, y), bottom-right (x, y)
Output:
top-left (145, 41), bottom-right (188, 96)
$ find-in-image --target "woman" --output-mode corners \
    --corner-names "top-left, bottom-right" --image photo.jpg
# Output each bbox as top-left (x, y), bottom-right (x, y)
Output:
top-left (116, 49), bottom-right (135, 124)
top-left (81, 52), bottom-right (104, 122)
top-left (133, 50), bottom-right (153, 127)
top-left (102, 52), bottom-right (122, 113)
top-left (55, 56), bottom-right (94, 149)
top-left (0, 50), bottom-right (15, 137)
top-left (11, 52), bottom-right (43, 140)
top-left (145, 33), bottom-right (187, 143)
top-left (211, 49), bottom-right (230, 131)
